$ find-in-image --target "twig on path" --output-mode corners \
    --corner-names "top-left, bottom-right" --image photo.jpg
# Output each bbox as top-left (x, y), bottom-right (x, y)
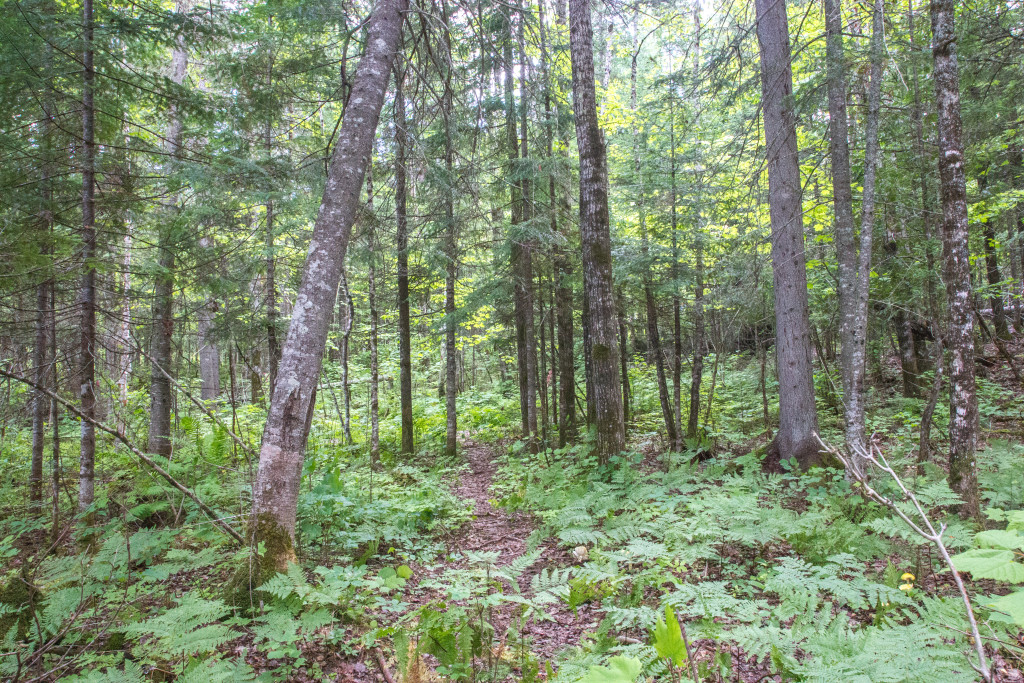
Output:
top-left (372, 647), bottom-right (397, 683)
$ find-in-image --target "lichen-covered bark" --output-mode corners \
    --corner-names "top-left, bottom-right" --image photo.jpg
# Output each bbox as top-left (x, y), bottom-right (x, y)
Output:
top-left (78, 0), bottom-right (97, 516)
top-left (755, 0), bottom-right (820, 468)
top-left (568, 0), bottom-right (625, 463)
top-left (826, 0), bottom-right (884, 474)
top-left (367, 170), bottom-right (381, 466)
top-left (930, 0), bottom-right (980, 518)
top-left (251, 0), bottom-right (408, 568)
top-left (199, 299), bottom-right (220, 401)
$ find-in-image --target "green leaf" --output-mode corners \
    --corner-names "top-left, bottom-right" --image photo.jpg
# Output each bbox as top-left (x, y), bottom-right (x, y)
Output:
top-left (950, 549), bottom-right (1024, 582)
top-left (579, 656), bottom-right (643, 683)
top-left (990, 589), bottom-right (1024, 626)
top-left (653, 604), bottom-right (687, 667)
top-left (974, 530), bottom-right (1024, 551)
top-left (396, 565), bottom-right (413, 580)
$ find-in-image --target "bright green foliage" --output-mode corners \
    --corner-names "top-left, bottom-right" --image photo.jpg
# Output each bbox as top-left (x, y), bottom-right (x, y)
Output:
top-left (651, 604), bottom-right (687, 668)
top-left (949, 509), bottom-right (1024, 625)
top-left (578, 656), bottom-right (643, 683)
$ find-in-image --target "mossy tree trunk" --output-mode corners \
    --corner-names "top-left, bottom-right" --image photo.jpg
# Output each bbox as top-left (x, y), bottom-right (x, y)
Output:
top-left (248, 0), bottom-right (408, 577)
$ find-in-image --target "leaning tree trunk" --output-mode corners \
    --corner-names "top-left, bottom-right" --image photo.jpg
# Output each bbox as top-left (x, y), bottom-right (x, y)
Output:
top-left (568, 0), bottom-right (625, 464)
top-left (755, 0), bottom-right (820, 468)
top-left (931, 0), bottom-right (980, 519)
top-left (248, 0), bottom-right (407, 575)
top-left (395, 64), bottom-right (415, 455)
top-left (826, 0), bottom-right (884, 473)
top-left (78, 0), bottom-right (98, 518)
top-left (147, 0), bottom-right (189, 457)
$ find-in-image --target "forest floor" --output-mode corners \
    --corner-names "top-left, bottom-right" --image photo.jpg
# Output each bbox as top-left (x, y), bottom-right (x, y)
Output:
top-left (385, 438), bottom-right (600, 680)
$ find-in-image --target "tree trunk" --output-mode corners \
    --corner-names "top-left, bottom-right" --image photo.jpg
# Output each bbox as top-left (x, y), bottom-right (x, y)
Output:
top-left (539, 290), bottom-right (550, 447)
top-left (265, 72), bottom-right (281, 396)
top-left (395, 65), bottom-right (414, 456)
top-left (630, 29), bottom-right (676, 450)
top-left (30, 275), bottom-right (48, 507)
top-left (78, 0), bottom-right (98, 516)
top-left (340, 269), bottom-right (354, 445)
top-left (199, 299), bottom-right (220, 401)
top-left (250, 346), bottom-right (263, 404)
top-left (687, 2), bottom-right (705, 443)
top-left (31, 87), bottom-right (56, 507)
top-left (1008, 213), bottom-right (1022, 332)
top-left (50, 283), bottom-right (61, 539)
top-left (755, 0), bottom-right (820, 468)
top-left (894, 308), bottom-right (920, 398)
top-left (117, 225), bottom-right (133, 433)
top-left (931, 0), bottom-right (980, 519)
top-left (546, 0), bottom-right (576, 446)
top-left (504, 9), bottom-right (530, 440)
top-left (266, 194), bottom-right (278, 395)
top-left (249, 0), bottom-right (407, 574)
top-left (618, 290), bottom-right (631, 424)
top-left (442, 7), bottom-right (458, 458)
top-left (519, 12), bottom-right (539, 450)
top-left (901, 0), bottom-right (940, 330)
top-left (826, 0), bottom-right (883, 472)
top-left (569, 0), bottom-right (625, 463)
top-left (669, 54), bottom-right (684, 445)
top-left (556, 255), bottom-right (576, 446)
top-left (367, 164), bottom-right (381, 466)
top-left (979, 172), bottom-right (1009, 340)
top-left (147, 0), bottom-right (189, 457)
top-left (548, 276), bottom-right (558, 436)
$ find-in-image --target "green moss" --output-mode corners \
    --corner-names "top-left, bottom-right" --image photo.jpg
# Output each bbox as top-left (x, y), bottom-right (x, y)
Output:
top-left (0, 572), bottom-right (35, 641)
top-left (224, 513), bottom-right (296, 612)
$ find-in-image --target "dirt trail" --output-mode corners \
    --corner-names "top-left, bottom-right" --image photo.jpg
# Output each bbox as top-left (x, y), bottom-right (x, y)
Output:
top-left (447, 441), bottom-right (599, 667)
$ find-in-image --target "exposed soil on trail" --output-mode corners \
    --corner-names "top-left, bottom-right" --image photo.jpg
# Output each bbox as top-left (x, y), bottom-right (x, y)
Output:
top-left (387, 440), bottom-right (600, 679)
top-left (447, 441), bottom-right (600, 666)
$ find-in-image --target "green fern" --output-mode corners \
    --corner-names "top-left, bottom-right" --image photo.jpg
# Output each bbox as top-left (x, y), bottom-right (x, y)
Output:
top-left (62, 661), bottom-right (145, 683)
top-left (124, 594), bottom-right (235, 660)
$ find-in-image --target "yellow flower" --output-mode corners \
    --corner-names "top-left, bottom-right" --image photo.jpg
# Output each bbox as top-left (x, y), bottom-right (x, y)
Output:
top-left (901, 572), bottom-right (915, 581)
top-left (899, 583), bottom-right (914, 591)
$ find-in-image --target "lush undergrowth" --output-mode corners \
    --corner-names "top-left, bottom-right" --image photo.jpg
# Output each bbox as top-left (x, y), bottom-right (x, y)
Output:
top-left (2, 353), bottom-right (1024, 681)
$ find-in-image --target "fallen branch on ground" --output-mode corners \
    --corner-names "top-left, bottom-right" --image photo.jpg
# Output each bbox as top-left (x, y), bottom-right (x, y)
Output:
top-left (0, 366), bottom-right (245, 545)
top-left (815, 434), bottom-right (992, 683)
